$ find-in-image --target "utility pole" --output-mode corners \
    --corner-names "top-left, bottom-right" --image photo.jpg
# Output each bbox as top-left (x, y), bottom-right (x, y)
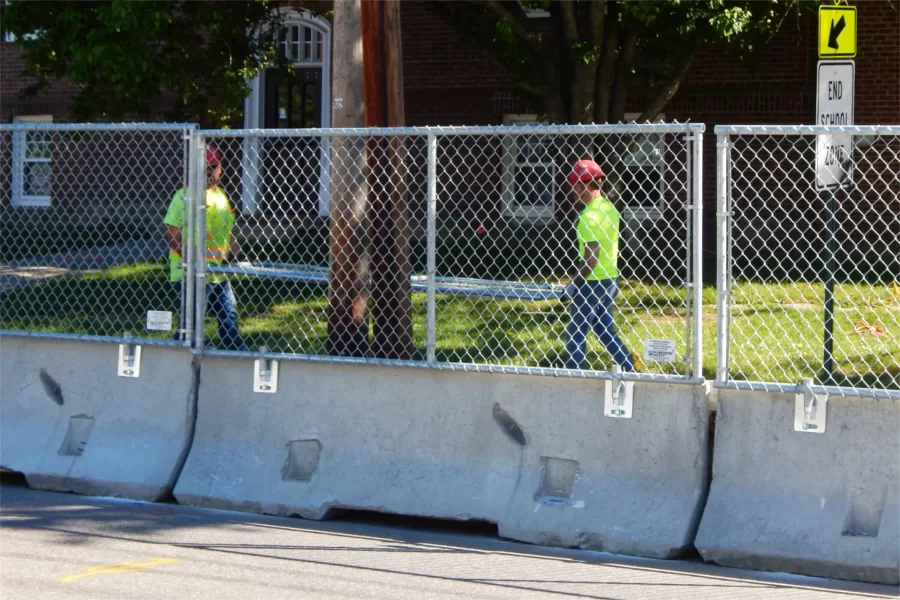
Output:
top-left (327, 0), bottom-right (369, 357)
top-left (362, 0), bottom-right (412, 359)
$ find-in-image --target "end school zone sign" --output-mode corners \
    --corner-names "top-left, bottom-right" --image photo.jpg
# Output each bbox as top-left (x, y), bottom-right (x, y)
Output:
top-left (815, 60), bottom-right (855, 190)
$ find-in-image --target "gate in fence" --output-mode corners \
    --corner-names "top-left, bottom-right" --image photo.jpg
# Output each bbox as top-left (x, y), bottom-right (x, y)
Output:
top-left (715, 125), bottom-right (899, 399)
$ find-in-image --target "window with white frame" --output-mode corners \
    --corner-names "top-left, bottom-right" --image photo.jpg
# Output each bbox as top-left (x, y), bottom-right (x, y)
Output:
top-left (618, 112), bottom-right (666, 221)
top-left (501, 114), bottom-right (556, 220)
top-left (279, 22), bottom-right (324, 63)
top-left (11, 115), bottom-right (53, 207)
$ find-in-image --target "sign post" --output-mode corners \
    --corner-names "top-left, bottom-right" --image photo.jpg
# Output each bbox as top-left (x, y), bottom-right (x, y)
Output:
top-left (816, 5), bottom-right (856, 385)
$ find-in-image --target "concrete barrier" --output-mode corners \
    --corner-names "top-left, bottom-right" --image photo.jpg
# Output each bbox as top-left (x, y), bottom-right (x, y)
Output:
top-left (695, 388), bottom-right (900, 585)
top-left (0, 337), bottom-right (196, 501)
top-left (175, 357), bottom-right (709, 559)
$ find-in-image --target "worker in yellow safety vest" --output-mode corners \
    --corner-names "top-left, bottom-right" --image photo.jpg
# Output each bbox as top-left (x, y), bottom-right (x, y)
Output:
top-left (564, 159), bottom-right (638, 372)
top-left (164, 146), bottom-right (246, 351)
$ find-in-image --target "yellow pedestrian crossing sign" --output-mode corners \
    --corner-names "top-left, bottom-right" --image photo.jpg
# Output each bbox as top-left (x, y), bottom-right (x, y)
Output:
top-left (819, 5), bottom-right (856, 59)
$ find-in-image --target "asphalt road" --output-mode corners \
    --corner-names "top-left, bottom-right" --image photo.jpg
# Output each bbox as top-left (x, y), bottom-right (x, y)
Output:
top-left (1, 483), bottom-right (897, 600)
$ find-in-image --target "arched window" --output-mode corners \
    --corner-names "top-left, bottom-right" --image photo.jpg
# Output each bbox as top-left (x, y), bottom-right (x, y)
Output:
top-left (244, 10), bottom-right (331, 130)
top-left (242, 10), bottom-right (332, 217)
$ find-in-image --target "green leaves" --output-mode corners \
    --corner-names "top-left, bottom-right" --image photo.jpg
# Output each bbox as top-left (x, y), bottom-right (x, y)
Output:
top-left (436, 0), bottom-right (802, 123)
top-left (1, 0), bottom-right (286, 125)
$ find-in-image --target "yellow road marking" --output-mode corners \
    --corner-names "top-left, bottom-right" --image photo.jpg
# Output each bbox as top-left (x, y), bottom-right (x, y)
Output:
top-left (60, 558), bottom-right (180, 582)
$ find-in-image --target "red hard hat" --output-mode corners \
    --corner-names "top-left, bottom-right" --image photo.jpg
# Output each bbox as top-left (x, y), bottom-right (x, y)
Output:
top-left (206, 147), bottom-right (222, 166)
top-left (568, 159), bottom-right (604, 186)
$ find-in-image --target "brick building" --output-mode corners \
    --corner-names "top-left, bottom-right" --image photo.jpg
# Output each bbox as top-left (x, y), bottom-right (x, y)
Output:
top-left (2, 1), bottom-right (897, 268)
top-left (4, 2), bottom-right (896, 126)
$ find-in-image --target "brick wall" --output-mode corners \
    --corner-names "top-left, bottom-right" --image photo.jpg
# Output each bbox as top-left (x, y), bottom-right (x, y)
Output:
top-left (3, 1), bottom-right (896, 126)
top-left (0, 42), bottom-right (78, 122)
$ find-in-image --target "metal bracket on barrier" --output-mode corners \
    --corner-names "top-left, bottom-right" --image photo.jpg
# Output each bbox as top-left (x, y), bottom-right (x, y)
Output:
top-left (253, 346), bottom-right (278, 393)
top-left (794, 378), bottom-right (827, 433)
top-left (118, 333), bottom-right (141, 378)
top-left (604, 366), bottom-right (633, 419)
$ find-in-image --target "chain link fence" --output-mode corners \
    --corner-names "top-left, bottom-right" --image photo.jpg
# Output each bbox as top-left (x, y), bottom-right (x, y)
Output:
top-left (716, 125), bottom-right (900, 395)
top-left (5, 122), bottom-right (897, 394)
top-left (0, 124), bottom-right (193, 344)
top-left (199, 124), bottom-right (704, 381)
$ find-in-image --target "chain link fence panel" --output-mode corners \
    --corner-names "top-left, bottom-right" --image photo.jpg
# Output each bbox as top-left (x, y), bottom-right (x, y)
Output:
top-left (717, 125), bottom-right (900, 394)
top-left (0, 124), bottom-right (193, 344)
top-left (195, 130), bottom-right (429, 358)
top-left (198, 124), bottom-right (703, 381)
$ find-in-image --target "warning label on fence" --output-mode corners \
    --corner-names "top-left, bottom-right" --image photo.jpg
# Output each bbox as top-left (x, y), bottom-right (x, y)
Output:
top-left (146, 310), bottom-right (173, 331)
top-left (643, 339), bottom-right (677, 363)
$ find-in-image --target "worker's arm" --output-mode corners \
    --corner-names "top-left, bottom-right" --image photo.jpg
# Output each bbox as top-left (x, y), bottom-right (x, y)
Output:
top-left (165, 225), bottom-right (183, 257)
top-left (572, 242), bottom-right (600, 287)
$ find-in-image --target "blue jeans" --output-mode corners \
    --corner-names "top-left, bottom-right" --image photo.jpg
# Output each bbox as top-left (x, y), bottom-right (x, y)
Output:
top-left (565, 278), bottom-right (635, 371)
top-left (173, 280), bottom-right (246, 351)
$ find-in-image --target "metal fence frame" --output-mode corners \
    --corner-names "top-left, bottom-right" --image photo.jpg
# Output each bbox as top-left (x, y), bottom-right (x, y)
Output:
top-left (715, 124), bottom-right (900, 400)
top-left (0, 122), bottom-right (196, 348)
top-left (1, 122), bottom-right (709, 385)
top-left (195, 123), bottom-right (706, 384)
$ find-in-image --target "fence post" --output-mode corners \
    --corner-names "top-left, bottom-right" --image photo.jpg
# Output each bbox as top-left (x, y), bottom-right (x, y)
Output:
top-left (192, 134), bottom-right (208, 354)
top-left (181, 127), bottom-right (195, 347)
top-left (715, 133), bottom-right (730, 384)
top-left (691, 127), bottom-right (704, 380)
top-left (426, 132), bottom-right (437, 362)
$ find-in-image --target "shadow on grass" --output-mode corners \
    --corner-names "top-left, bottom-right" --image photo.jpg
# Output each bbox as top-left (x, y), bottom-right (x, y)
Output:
top-left (0, 259), bottom-right (177, 339)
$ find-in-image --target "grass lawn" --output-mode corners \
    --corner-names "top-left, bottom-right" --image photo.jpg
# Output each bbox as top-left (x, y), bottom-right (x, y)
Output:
top-left (1, 260), bottom-right (897, 390)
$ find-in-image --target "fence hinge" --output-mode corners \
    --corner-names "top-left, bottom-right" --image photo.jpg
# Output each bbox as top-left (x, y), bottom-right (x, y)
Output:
top-left (604, 365), bottom-right (633, 419)
top-left (794, 378), bottom-right (827, 433)
top-left (253, 346), bottom-right (279, 393)
top-left (684, 134), bottom-right (699, 142)
top-left (117, 333), bottom-right (141, 378)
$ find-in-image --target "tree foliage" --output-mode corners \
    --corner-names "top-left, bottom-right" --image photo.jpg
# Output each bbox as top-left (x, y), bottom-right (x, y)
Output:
top-left (433, 0), bottom-right (803, 123)
top-left (1, 0), bottom-right (291, 125)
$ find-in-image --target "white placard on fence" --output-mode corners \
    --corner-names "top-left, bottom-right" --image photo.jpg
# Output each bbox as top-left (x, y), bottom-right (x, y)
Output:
top-left (146, 311), bottom-right (173, 331)
top-left (643, 339), bottom-right (677, 363)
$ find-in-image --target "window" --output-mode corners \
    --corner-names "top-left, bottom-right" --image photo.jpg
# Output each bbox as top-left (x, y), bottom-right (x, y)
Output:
top-left (501, 114), bottom-right (556, 220)
top-left (619, 112), bottom-right (666, 221)
top-left (279, 22), bottom-right (324, 64)
top-left (11, 115), bottom-right (53, 207)
top-left (524, 8), bottom-right (550, 18)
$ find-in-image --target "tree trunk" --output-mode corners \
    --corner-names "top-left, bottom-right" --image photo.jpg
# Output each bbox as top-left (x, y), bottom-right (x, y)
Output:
top-left (593, 2), bottom-right (620, 124)
top-left (328, 0), bottom-right (370, 357)
top-left (609, 30), bottom-right (638, 123)
top-left (362, 0), bottom-right (413, 359)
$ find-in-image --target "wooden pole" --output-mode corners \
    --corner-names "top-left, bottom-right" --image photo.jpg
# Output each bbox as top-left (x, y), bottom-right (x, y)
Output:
top-left (363, 0), bottom-right (412, 359)
top-left (328, 0), bottom-right (369, 357)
